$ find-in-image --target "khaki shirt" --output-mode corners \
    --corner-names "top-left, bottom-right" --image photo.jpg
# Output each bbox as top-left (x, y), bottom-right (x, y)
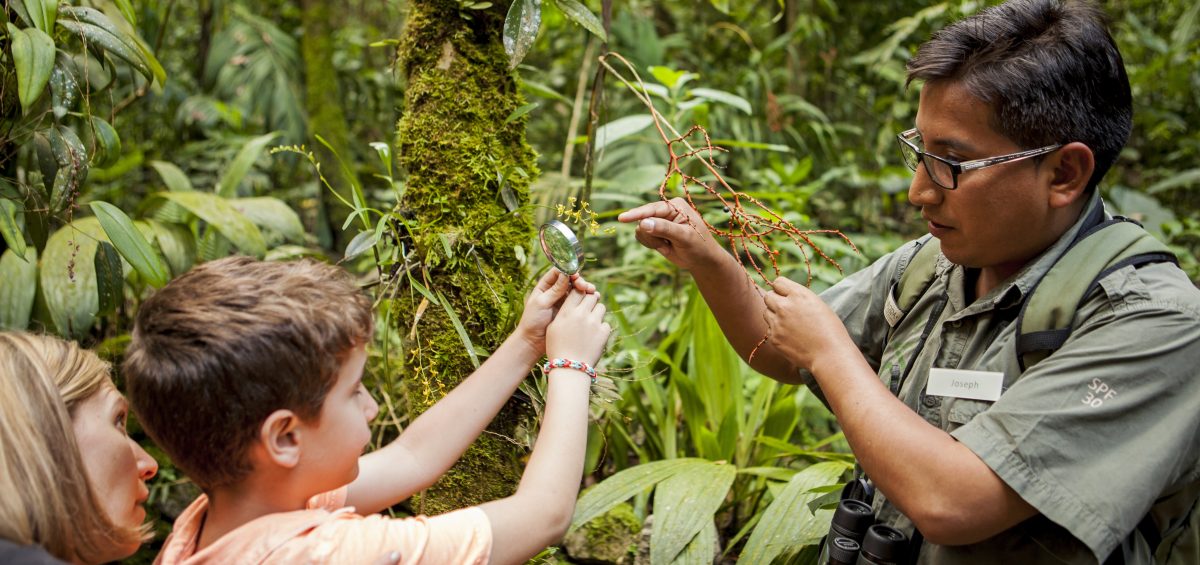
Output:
top-left (805, 195), bottom-right (1200, 564)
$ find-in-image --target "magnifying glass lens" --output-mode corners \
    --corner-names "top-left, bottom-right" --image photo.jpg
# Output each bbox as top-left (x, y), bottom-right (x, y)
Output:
top-left (539, 220), bottom-right (583, 275)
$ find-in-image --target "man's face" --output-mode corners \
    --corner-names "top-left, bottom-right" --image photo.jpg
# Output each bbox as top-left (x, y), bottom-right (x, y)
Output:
top-left (298, 343), bottom-right (378, 493)
top-left (909, 81), bottom-right (1058, 275)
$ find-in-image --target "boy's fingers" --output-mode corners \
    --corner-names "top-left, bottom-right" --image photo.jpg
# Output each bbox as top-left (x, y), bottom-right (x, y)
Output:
top-left (534, 269), bottom-right (561, 292)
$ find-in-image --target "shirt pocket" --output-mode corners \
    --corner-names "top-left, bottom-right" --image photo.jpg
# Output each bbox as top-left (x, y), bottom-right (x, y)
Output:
top-left (943, 398), bottom-right (994, 432)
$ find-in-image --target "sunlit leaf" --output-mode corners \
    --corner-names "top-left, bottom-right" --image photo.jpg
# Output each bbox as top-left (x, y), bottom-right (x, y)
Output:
top-left (739, 462), bottom-right (849, 564)
top-left (503, 0), bottom-right (542, 69)
top-left (344, 230), bottom-right (379, 260)
top-left (22, 0), bottom-right (57, 32)
top-left (572, 458), bottom-right (711, 528)
top-left (157, 192), bottom-right (267, 257)
top-left (147, 220), bottom-right (195, 277)
top-left (553, 0), bottom-right (607, 42)
top-left (690, 88), bottom-right (752, 115)
top-left (89, 201), bottom-right (169, 288)
top-left (231, 197), bottom-right (305, 244)
top-left (650, 461), bottom-right (735, 564)
top-left (149, 160), bottom-right (195, 192)
top-left (591, 114), bottom-right (655, 150)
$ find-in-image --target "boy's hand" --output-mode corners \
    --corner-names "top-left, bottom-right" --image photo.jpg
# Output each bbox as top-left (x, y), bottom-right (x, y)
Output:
top-left (546, 289), bottom-right (611, 366)
top-left (517, 270), bottom-right (596, 354)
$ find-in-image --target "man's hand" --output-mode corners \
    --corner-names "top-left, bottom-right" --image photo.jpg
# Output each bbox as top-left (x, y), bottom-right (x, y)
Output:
top-left (617, 197), bottom-right (726, 271)
top-left (515, 270), bottom-right (596, 355)
top-left (763, 276), bottom-right (858, 374)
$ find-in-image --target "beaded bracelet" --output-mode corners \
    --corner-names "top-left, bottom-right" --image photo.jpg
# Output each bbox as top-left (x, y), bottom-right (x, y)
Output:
top-left (542, 358), bottom-right (597, 383)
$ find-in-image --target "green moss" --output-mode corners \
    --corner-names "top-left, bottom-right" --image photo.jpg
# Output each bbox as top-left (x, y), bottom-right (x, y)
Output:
top-left (390, 0), bottom-right (539, 514)
top-left (563, 502), bottom-right (642, 563)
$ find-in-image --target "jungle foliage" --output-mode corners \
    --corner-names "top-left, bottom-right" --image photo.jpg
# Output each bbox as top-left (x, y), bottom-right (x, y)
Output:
top-left (1, 0), bottom-right (1196, 563)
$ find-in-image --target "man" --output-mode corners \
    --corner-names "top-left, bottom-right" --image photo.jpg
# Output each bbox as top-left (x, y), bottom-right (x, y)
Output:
top-left (619, 0), bottom-right (1199, 563)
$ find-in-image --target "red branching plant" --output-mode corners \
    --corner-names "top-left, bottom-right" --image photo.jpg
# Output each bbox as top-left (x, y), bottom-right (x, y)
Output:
top-left (599, 52), bottom-right (858, 287)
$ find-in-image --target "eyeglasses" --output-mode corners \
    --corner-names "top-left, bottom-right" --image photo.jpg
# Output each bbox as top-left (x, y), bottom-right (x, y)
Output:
top-left (896, 128), bottom-right (1062, 190)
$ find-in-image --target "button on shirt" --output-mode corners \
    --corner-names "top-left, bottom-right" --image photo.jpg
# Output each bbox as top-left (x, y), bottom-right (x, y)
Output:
top-left (800, 195), bottom-right (1200, 564)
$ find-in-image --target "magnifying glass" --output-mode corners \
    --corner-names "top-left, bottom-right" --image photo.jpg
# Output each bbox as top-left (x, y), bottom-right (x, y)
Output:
top-left (538, 220), bottom-right (584, 275)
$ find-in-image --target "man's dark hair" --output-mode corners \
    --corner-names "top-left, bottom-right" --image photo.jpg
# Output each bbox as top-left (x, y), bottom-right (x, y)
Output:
top-left (124, 257), bottom-right (373, 490)
top-left (907, 0), bottom-right (1131, 191)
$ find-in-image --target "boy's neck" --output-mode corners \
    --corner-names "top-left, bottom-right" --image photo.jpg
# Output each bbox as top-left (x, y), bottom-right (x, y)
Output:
top-left (197, 479), bottom-right (312, 551)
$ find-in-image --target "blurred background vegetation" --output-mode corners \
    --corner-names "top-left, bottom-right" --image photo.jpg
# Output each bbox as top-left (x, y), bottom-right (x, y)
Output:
top-left (1, 0), bottom-right (1196, 563)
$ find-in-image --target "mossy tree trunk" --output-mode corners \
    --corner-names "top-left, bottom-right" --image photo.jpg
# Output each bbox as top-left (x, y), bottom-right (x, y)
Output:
top-left (300, 0), bottom-right (361, 250)
top-left (392, 0), bottom-right (539, 514)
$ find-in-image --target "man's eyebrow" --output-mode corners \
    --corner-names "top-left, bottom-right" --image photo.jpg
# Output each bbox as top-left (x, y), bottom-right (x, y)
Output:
top-left (917, 129), bottom-right (978, 155)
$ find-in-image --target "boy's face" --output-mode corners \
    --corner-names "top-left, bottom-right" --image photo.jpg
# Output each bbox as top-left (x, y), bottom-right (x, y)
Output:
top-left (298, 343), bottom-right (378, 493)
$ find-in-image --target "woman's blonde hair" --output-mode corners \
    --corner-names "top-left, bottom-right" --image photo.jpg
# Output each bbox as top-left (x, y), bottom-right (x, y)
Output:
top-left (0, 332), bottom-right (148, 563)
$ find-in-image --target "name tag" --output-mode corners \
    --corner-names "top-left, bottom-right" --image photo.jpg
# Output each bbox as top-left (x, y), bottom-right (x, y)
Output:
top-left (927, 368), bottom-right (1003, 402)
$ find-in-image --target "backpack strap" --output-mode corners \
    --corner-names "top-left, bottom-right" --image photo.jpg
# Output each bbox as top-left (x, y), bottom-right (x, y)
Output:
top-left (886, 235), bottom-right (941, 329)
top-left (1014, 218), bottom-right (1178, 371)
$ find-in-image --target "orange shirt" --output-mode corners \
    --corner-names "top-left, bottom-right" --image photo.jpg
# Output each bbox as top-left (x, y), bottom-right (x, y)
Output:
top-left (155, 488), bottom-right (492, 564)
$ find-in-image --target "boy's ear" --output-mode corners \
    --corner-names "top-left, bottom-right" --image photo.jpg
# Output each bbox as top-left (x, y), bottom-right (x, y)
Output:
top-left (1047, 141), bottom-right (1094, 209)
top-left (258, 409), bottom-right (303, 469)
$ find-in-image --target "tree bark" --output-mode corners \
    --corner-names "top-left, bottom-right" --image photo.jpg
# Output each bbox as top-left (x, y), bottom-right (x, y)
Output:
top-left (392, 0), bottom-right (539, 514)
top-left (300, 0), bottom-right (360, 250)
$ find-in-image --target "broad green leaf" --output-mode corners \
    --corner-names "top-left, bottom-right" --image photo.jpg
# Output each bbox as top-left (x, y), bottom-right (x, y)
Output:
top-left (572, 458), bottom-right (711, 527)
top-left (521, 79), bottom-right (572, 104)
top-left (0, 199), bottom-right (28, 261)
top-left (650, 461), bottom-right (736, 564)
top-left (149, 160), bottom-right (195, 192)
top-left (22, 0), bottom-right (57, 32)
top-left (231, 197), bottom-right (305, 244)
top-left (553, 0), bottom-right (607, 42)
top-left (709, 0), bottom-right (730, 15)
top-left (690, 88), bottom-right (752, 115)
top-left (671, 521), bottom-right (716, 565)
top-left (40, 217), bottom-right (106, 338)
top-left (93, 241), bottom-right (123, 316)
top-left (57, 6), bottom-right (152, 81)
top-left (7, 24), bottom-right (56, 112)
top-left (216, 132), bottom-right (280, 198)
top-left (128, 28), bottom-right (166, 85)
top-left (739, 462), bottom-right (849, 565)
top-left (89, 201), bottom-right (169, 288)
top-left (147, 220), bottom-right (195, 276)
top-left (0, 247), bottom-right (38, 329)
top-left (592, 114), bottom-right (655, 150)
top-left (504, 102), bottom-right (540, 124)
top-left (688, 286), bottom-right (743, 429)
top-left (157, 192), bottom-right (266, 257)
top-left (649, 66), bottom-right (690, 90)
top-left (89, 117), bottom-right (121, 168)
top-left (503, 0), bottom-right (541, 69)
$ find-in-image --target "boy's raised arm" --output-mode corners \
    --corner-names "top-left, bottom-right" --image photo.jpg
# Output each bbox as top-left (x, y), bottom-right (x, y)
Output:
top-left (478, 289), bottom-right (609, 565)
top-left (346, 270), bottom-right (591, 515)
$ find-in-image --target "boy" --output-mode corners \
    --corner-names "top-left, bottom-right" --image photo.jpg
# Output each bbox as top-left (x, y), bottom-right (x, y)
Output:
top-left (125, 256), bottom-right (610, 564)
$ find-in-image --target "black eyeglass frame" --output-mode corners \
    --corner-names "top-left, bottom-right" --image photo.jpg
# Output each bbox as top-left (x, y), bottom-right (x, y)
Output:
top-left (896, 128), bottom-right (1063, 190)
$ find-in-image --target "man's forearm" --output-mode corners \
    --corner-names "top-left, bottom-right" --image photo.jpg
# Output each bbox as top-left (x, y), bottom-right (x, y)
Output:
top-left (811, 351), bottom-right (1036, 543)
top-left (691, 251), bottom-right (798, 382)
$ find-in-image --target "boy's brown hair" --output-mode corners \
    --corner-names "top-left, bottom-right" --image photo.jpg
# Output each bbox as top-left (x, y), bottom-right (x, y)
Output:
top-left (124, 256), bottom-right (372, 490)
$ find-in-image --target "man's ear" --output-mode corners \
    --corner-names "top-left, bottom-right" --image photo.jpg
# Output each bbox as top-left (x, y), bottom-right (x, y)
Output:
top-left (258, 409), bottom-right (303, 469)
top-left (1047, 141), bottom-right (1095, 209)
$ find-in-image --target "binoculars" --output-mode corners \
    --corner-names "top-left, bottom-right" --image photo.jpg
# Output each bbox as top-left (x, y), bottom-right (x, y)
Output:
top-left (818, 479), bottom-right (916, 565)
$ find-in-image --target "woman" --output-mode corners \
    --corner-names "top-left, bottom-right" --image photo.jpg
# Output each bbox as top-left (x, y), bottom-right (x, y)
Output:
top-left (0, 332), bottom-right (158, 564)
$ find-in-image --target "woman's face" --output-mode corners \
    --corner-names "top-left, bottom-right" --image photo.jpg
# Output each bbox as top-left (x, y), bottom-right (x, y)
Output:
top-left (70, 380), bottom-right (158, 560)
